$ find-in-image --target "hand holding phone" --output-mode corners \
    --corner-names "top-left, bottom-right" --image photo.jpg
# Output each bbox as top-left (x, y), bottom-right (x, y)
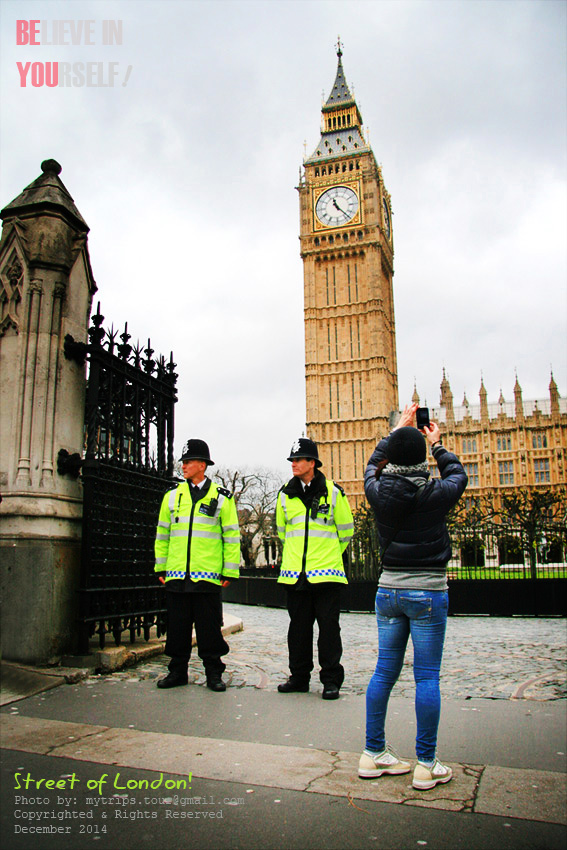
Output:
top-left (416, 407), bottom-right (430, 431)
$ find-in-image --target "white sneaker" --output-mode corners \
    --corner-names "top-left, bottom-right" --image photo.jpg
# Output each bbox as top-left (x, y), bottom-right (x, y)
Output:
top-left (412, 758), bottom-right (453, 790)
top-left (358, 745), bottom-right (411, 779)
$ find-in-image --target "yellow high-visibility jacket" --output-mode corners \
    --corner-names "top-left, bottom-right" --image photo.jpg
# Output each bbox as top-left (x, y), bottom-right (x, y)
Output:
top-left (276, 475), bottom-right (353, 585)
top-left (155, 480), bottom-right (240, 585)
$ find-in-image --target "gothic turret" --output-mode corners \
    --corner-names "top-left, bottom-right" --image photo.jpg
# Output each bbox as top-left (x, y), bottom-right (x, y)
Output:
top-left (514, 372), bottom-right (524, 425)
top-left (549, 371), bottom-right (560, 418)
top-left (479, 377), bottom-right (489, 425)
top-left (440, 368), bottom-right (454, 426)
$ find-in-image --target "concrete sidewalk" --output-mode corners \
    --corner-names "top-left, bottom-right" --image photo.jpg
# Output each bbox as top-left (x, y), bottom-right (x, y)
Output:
top-left (0, 613), bottom-right (244, 704)
top-left (1, 609), bottom-right (566, 850)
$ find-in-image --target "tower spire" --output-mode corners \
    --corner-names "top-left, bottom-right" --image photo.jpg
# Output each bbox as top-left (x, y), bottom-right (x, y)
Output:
top-left (325, 41), bottom-right (355, 108)
top-left (304, 43), bottom-right (367, 165)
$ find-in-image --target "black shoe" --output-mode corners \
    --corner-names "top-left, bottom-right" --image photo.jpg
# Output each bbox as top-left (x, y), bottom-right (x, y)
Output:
top-left (322, 684), bottom-right (340, 700)
top-left (157, 673), bottom-right (188, 689)
top-left (206, 675), bottom-right (226, 692)
top-left (278, 678), bottom-right (309, 693)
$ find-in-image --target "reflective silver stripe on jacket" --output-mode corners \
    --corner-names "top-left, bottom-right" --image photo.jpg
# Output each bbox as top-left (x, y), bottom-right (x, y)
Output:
top-left (287, 515), bottom-right (304, 527)
top-left (191, 529), bottom-right (222, 540)
top-left (330, 484), bottom-right (338, 523)
top-left (215, 493), bottom-right (225, 516)
top-left (307, 529), bottom-right (338, 540)
top-left (280, 493), bottom-right (288, 523)
top-left (195, 514), bottom-right (217, 525)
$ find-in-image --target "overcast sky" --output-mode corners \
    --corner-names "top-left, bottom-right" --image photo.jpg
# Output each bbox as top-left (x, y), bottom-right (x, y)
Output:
top-left (1, 0), bottom-right (565, 475)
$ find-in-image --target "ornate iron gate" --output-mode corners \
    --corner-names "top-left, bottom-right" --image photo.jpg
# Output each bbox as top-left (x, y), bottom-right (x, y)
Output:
top-left (66, 305), bottom-right (177, 651)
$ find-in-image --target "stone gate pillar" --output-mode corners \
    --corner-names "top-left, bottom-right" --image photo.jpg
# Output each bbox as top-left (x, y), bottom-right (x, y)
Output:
top-left (0, 160), bottom-right (96, 663)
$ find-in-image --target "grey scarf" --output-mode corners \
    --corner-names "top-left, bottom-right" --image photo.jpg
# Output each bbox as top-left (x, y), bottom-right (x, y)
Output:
top-left (383, 461), bottom-right (430, 477)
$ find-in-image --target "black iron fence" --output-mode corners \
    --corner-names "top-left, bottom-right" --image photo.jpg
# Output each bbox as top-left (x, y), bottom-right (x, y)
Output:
top-left (226, 518), bottom-right (566, 615)
top-left (445, 522), bottom-right (566, 580)
top-left (66, 306), bottom-right (177, 651)
top-left (345, 521), bottom-right (566, 583)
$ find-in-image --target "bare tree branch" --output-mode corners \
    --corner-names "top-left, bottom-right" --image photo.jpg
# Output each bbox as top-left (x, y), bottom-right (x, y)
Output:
top-left (213, 466), bottom-right (285, 567)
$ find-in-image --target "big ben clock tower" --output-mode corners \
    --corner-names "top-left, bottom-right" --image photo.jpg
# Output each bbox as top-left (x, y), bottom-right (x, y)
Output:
top-left (298, 42), bottom-right (398, 504)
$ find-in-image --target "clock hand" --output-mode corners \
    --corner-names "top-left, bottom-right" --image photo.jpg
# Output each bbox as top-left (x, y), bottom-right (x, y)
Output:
top-left (332, 199), bottom-right (347, 214)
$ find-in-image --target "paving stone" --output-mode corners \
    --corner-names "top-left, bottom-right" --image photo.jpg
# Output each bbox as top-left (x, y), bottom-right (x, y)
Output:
top-left (475, 765), bottom-right (567, 824)
top-left (124, 605), bottom-right (566, 702)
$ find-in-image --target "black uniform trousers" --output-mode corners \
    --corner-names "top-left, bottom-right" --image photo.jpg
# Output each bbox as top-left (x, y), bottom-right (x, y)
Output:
top-left (286, 581), bottom-right (344, 687)
top-left (165, 591), bottom-right (229, 677)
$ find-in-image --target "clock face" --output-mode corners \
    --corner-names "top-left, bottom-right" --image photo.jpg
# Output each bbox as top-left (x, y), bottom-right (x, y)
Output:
top-left (382, 199), bottom-right (391, 239)
top-left (315, 185), bottom-right (359, 227)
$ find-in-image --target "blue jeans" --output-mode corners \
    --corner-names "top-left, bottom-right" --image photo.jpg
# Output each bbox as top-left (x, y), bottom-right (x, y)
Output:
top-left (365, 588), bottom-right (448, 761)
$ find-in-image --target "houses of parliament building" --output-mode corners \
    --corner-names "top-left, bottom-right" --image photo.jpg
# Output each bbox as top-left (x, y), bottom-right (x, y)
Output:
top-left (298, 44), bottom-right (566, 506)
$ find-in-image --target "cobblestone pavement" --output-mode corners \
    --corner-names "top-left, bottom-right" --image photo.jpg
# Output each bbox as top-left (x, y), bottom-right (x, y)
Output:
top-left (116, 605), bottom-right (566, 701)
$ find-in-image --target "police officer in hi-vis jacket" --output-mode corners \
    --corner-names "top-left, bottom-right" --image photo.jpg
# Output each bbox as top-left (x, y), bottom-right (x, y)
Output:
top-left (155, 439), bottom-right (240, 691)
top-left (276, 437), bottom-right (354, 699)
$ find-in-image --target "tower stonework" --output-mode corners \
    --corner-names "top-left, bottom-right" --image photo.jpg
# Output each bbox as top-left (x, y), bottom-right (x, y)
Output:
top-left (0, 160), bottom-right (96, 662)
top-left (297, 45), bottom-right (398, 504)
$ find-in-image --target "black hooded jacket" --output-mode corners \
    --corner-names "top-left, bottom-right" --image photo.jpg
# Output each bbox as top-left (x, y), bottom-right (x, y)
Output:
top-left (364, 437), bottom-right (468, 570)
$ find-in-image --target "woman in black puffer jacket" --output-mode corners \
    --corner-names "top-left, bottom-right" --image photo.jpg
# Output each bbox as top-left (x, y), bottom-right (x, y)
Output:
top-left (357, 403), bottom-right (467, 791)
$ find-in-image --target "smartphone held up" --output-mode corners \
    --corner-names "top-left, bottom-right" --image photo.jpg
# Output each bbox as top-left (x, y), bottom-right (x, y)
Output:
top-left (416, 407), bottom-right (430, 431)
